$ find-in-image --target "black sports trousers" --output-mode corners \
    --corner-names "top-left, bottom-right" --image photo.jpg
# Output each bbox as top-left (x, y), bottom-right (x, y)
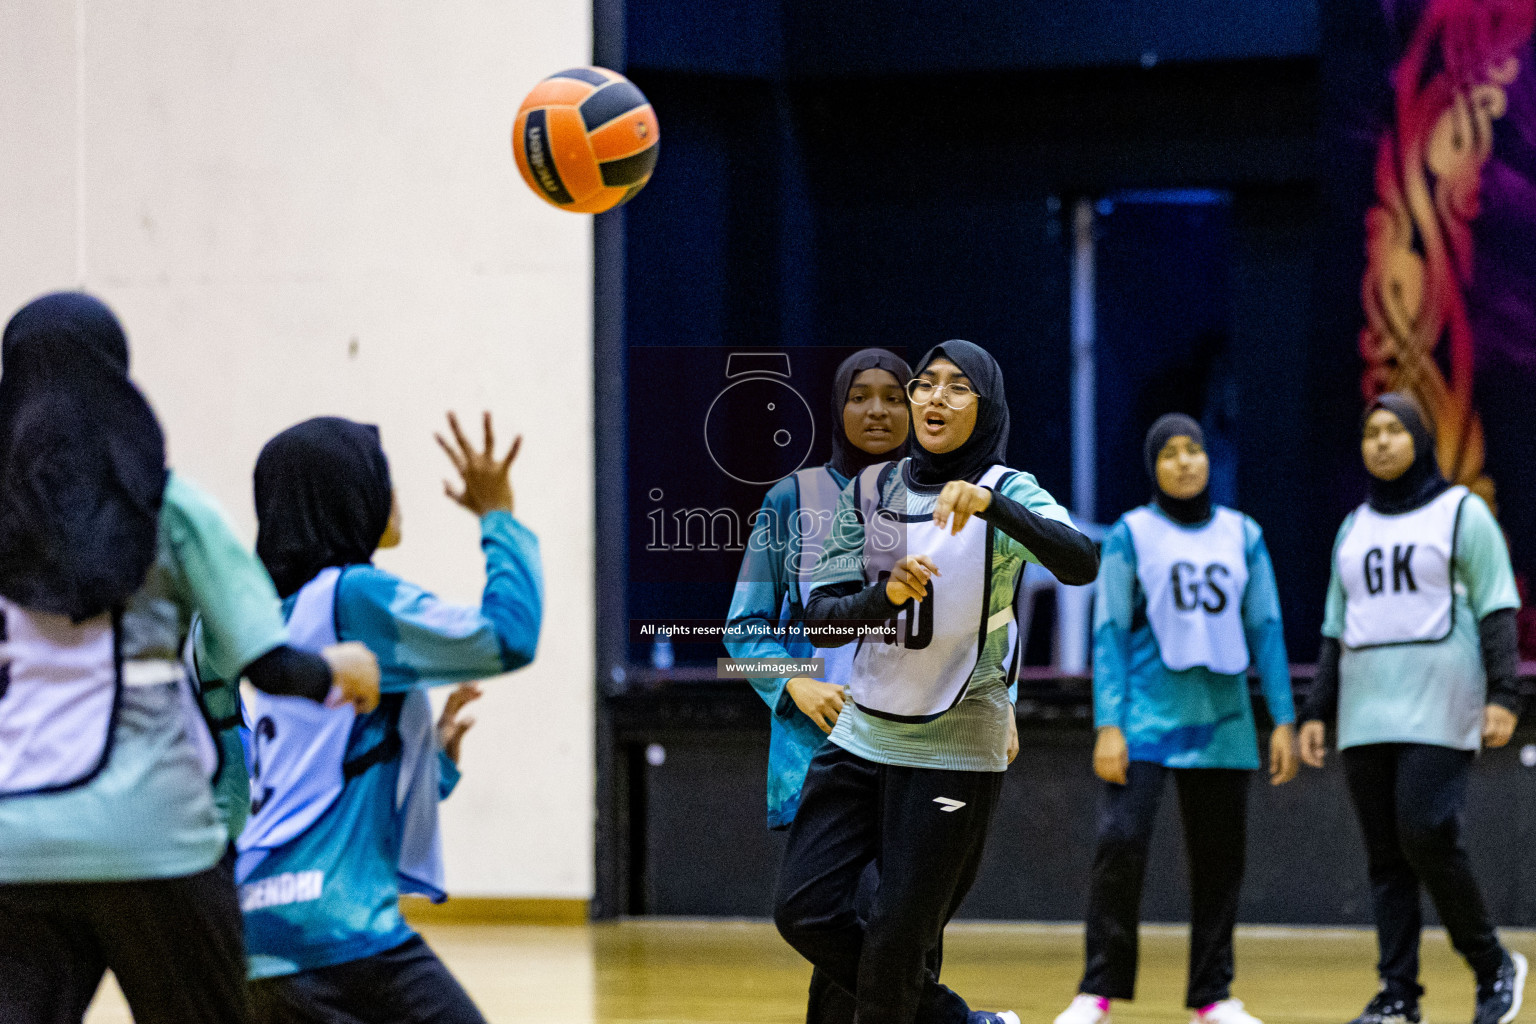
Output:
top-left (1078, 762), bottom-right (1251, 1009)
top-left (774, 743), bottom-right (1003, 1024)
top-left (1342, 742), bottom-right (1505, 998)
top-left (0, 854), bottom-right (252, 1024)
top-left (248, 934), bottom-right (487, 1024)
top-left (802, 863), bottom-right (943, 1024)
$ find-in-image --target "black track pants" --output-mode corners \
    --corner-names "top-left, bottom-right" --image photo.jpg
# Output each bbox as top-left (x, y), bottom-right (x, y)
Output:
top-left (1079, 761), bottom-right (1251, 1008)
top-left (774, 743), bottom-right (1002, 1024)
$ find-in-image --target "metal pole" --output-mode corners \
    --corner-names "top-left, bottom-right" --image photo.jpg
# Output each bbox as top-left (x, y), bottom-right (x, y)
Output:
top-left (1071, 197), bottom-right (1096, 526)
top-left (1059, 198), bottom-right (1097, 674)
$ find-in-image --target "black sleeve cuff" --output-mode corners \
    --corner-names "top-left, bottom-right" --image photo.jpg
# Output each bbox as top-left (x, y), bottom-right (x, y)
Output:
top-left (976, 489), bottom-right (1099, 586)
top-left (1300, 636), bottom-right (1342, 725)
top-left (243, 644), bottom-right (332, 702)
top-left (803, 580), bottom-right (901, 648)
top-left (1479, 607), bottom-right (1522, 715)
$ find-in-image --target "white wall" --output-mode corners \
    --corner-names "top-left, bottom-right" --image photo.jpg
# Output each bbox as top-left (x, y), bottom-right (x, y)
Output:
top-left (0, 1), bottom-right (595, 899)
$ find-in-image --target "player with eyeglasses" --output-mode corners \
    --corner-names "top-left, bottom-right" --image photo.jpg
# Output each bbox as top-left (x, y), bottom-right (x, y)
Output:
top-left (773, 339), bottom-right (1099, 1024)
top-left (906, 377), bottom-right (978, 409)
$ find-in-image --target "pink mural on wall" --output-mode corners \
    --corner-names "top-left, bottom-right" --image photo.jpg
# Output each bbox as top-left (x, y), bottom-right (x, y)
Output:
top-left (1359, 0), bottom-right (1535, 507)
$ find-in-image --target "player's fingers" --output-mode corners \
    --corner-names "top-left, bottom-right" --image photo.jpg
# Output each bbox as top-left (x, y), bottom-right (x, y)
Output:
top-left (444, 481), bottom-right (468, 507)
top-left (1270, 748), bottom-right (1294, 785)
top-left (483, 411), bottom-right (496, 457)
top-left (436, 434), bottom-right (467, 473)
top-left (447, 411), bottom-right (474, 457)
top-left (900, 559), bottom-right (930, 595)
top-left (502, 434), bottom-right (523, 471)
top-left (914, 554), bottom-right (941, 577)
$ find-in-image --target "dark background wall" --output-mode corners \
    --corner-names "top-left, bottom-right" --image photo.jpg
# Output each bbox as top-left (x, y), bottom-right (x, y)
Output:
top-left (588, 0), bottom-right (1484, 921)
top-left (610, 686), bottom-right (1536, 923)
top-left (613, 2), bottom-right (1329, 666)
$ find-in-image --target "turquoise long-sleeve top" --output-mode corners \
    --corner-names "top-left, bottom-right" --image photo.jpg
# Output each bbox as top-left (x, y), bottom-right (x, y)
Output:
top-left (1093, 505), bottom-right (1295, 769)
top-left (239, 511), bottom-right (541, 980)
top-left (724, 466), bottom-right (850, 829)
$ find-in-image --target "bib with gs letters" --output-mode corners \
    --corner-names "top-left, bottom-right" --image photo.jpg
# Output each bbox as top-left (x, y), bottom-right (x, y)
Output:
top-left (1123, 505), bottom-right (1251, 675)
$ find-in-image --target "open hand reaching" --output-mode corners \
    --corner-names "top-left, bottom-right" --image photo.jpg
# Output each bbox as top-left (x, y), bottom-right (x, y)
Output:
top-left (437, 412), bottom-right (520, 517)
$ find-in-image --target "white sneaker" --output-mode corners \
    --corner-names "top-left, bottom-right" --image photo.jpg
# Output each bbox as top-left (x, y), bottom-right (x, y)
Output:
top-left (1056, 994), bottom-right (1113, 1024)
top-left (1193, 999), bottom-right (1263, 1024)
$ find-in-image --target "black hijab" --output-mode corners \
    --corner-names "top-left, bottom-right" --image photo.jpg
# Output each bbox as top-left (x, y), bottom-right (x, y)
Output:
top-left (828, 348), bottom-right (913, 480)
top-left (0, 292), bottom-right (167, 620)
top-left (1144, 413), bottom-right (1213, 525)
top-left (255, 417), bottom-right (394, 598)
top-left (1364, 392), bottom-right (1449, 514)
top-left (907, 340), bottom-right (1010, 487)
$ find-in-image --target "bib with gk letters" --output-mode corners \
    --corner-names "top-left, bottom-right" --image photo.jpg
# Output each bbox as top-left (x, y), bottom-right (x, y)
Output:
top-left (1336, 486), bottom-right (1468, 649)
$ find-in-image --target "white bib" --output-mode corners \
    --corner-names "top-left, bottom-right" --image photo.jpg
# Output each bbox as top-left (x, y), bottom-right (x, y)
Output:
top-left (238, 566), bottom-right (447, 897)
top-left (240, 567), bottom-right (356, 852)
top-left (1123, 506), bottom-right (1251, 675)
top-left (846, 463), bottom-right (1014, 721)
top-left (1336, 486), bottom-right (1468, 648)
top-left (786, 465), bottom-right (864, 687)
top-left (395, 687), bottom-right (447, 901)
top-left (0, 600), bottom-right (120, 797)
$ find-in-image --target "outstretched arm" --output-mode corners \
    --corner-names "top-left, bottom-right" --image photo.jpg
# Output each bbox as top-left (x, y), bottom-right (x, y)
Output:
top-left (977, 490), bottom-right (1098, 586)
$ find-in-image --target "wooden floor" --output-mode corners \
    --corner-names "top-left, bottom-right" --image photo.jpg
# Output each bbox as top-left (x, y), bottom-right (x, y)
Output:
top-left (85, 920), bottom-right (1535, 1023)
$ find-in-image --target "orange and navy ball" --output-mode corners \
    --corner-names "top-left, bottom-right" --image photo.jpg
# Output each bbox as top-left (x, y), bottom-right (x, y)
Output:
top-left (512, 67), bottom-right (659, 214)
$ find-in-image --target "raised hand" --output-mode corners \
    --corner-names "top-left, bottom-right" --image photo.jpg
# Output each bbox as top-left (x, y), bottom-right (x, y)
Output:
top-left (436, 411), bottom-right (520, 517)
